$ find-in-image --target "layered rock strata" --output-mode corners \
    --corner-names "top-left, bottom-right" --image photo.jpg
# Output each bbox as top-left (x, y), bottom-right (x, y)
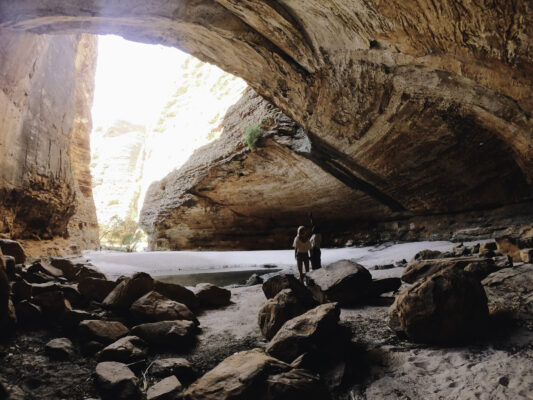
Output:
top-left (0, 2), bottom-right (531, 249)
top-left (0, 29), bottom-right (98, 255)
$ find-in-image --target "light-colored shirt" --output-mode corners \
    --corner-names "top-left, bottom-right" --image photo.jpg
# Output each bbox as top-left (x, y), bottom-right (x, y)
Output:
top-left (310, 233), bottom-right (322, 249)
top-left (293, 236), bottom-right (312, 253)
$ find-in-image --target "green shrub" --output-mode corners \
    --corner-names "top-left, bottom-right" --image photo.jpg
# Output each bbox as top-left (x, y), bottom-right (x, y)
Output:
top-left (243, 124), bottom-right (262, 150)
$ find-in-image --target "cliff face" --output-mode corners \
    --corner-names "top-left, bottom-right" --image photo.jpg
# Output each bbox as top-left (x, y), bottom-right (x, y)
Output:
top-left (1, 2), bottom-right (532, 249)
top-left (140, 89), bottom-right (393, 250)
top-left (0, 30), bottom-right (98, 256)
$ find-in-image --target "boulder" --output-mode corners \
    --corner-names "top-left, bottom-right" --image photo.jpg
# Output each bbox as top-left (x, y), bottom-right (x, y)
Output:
top-left (50, 258), bottom-right (78, 280)
top-left (306, 260), bottom-right (372, 305)
top-left (74, 265), bottom-right (107, 282)
top-left (98, 336), bottom-right (148, 363)
top-left (402, 257), bottom-right (492, 283)
top-left (389, 268), bottom-right (489, 344)
top-left (131, 320), bottom-right (196, 350)
top-left (147, 376), bottom-right (182, 400)
top-left (11, 279), bottom-right (32, 302)
top-left (0, 250), bottom-right (9, 329)
top-left (3, 256), bottom-right (16, 280)
top-left (482, 264), bottom-right (533, 327)
top-left (194, 283), bottom-right (230, 308)
top-left (15, 300), bottom-right (43, 327)
top-left (258, 289), bottom-right (309, 340)
top-left (370, 278), bottom-right (402, 297)
top-left (79, 320), bottom-right (129, 344)
top-left (130, 291), bottom-right (198, 324)
top-left (0, 240), bottom-right (26, 264)
top-left (33, 290), bottom-right (72, 316)
top-left (183, 348), bottom-right (329, 400)
top-left (262, 274), bottom-right (315, 306)
top-left (520, 248), bottom-right (533, 263)
top-left (149, 358), bottom-right (196, 385)
top-left (153, 280), bottom-right (199, 310)
top-left (45, 338), bottom-right (75, 361)
top-left (94, 361), bottom-right (141, 400)
top-left (496, 237), bottom-right (522, 262)
top-left (413, 249), bottom-right (442, 261)
top-left (63, 309), bottom-right (97, 329)
top-left (245, 273), bottom-right (263, 286)
top-left (266, 303), bottom-right (340, 363)
top-left (463, 260), bottom-right (499, 281)
top-left (27, 261), bottom-right (63, 278)
top-left (102, 272), bottom-right (154, 311)
top-left (78, 277), bottom-right (117, 302)
top-left (479, 242), bottom-right (497, 253)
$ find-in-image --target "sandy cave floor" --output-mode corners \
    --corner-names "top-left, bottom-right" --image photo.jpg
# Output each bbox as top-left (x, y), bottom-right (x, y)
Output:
top-left (2, 241), bottom-right (533, 399)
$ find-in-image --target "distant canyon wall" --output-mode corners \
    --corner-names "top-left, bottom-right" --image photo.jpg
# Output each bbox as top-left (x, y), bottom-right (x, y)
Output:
top-left (0, 30), bottom-right (98, 256)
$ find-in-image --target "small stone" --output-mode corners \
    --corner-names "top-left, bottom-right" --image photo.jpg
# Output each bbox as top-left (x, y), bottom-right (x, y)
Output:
top-left (147, 376), bottom-right (182, 400)
top-left (94, 361), bottom-right (141, 400)
top-left (45, 338), bottom-right (74, 360)
top-left (194, 283), bottom-right (231, 308)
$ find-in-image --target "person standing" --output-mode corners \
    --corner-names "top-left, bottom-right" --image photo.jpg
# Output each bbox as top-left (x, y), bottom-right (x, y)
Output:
top-left (310, 225), bottom-right (322, 270)
top-left (293, 225), bottom-right (312, 283)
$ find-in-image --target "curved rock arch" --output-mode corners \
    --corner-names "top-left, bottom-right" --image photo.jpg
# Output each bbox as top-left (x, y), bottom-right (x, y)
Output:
top-left (1, 0), bottom-right (532, 220)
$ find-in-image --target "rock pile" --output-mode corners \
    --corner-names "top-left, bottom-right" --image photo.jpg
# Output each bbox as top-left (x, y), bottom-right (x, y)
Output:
top-left (0, 239), bottom-right (233, 399)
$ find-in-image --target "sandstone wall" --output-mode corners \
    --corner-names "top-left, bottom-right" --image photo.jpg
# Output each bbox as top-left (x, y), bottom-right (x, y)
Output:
top-left (0, 2), bottom-right (532, 249)
top-left (0, 30), bottom-right (98, 256)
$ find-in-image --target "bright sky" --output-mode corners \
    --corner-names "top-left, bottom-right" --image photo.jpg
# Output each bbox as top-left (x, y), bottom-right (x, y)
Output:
top-left (91, 35), bottom-right (189, 127)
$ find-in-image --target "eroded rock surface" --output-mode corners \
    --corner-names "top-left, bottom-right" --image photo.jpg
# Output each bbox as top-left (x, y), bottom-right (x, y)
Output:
top-left (0, 30), bottom-right (98, 256)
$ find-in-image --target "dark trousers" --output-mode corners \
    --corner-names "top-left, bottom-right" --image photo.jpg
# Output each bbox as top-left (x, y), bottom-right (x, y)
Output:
top-left (310, 247), bottom-right (321, 270)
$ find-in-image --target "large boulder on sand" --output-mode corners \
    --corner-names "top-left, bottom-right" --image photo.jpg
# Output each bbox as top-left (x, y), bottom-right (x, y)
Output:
top-left (262, 274), bottom-right (317, 307)
top-left (102, 272), bottom-right (154, 311)
top-left (0, 239), bottom-right (26, 264)
top-left (183, 348), bottom-right (330, 400)
top-left (389, 268), bottom-right (489, 344)
top-left (154, 280), bottom-right (199, 310)
top-left (306, 260), bottom-right (372, 305)
top-left (78, 277), bottom-right (117, 302)
top-left (258, 289), bottom-right (309, 340)
top-left (402, 256), bottom-right (496, 283)
top-left (266, 303), bottom-right (340, 363)
top-left (131, 320), bottom-right (196, 350)
top-left (94, 361), bottom-right (141, 400)
top-left (194, 283), bottom-right (230, 308)
top-left (130, 291), bottom-right (198, 324)
top-left (79, 320), bottom-right (130, 344)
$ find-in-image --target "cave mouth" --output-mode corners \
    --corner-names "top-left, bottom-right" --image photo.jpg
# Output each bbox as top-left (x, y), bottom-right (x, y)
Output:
top-left (89, 34), bottom-right (247, 251)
